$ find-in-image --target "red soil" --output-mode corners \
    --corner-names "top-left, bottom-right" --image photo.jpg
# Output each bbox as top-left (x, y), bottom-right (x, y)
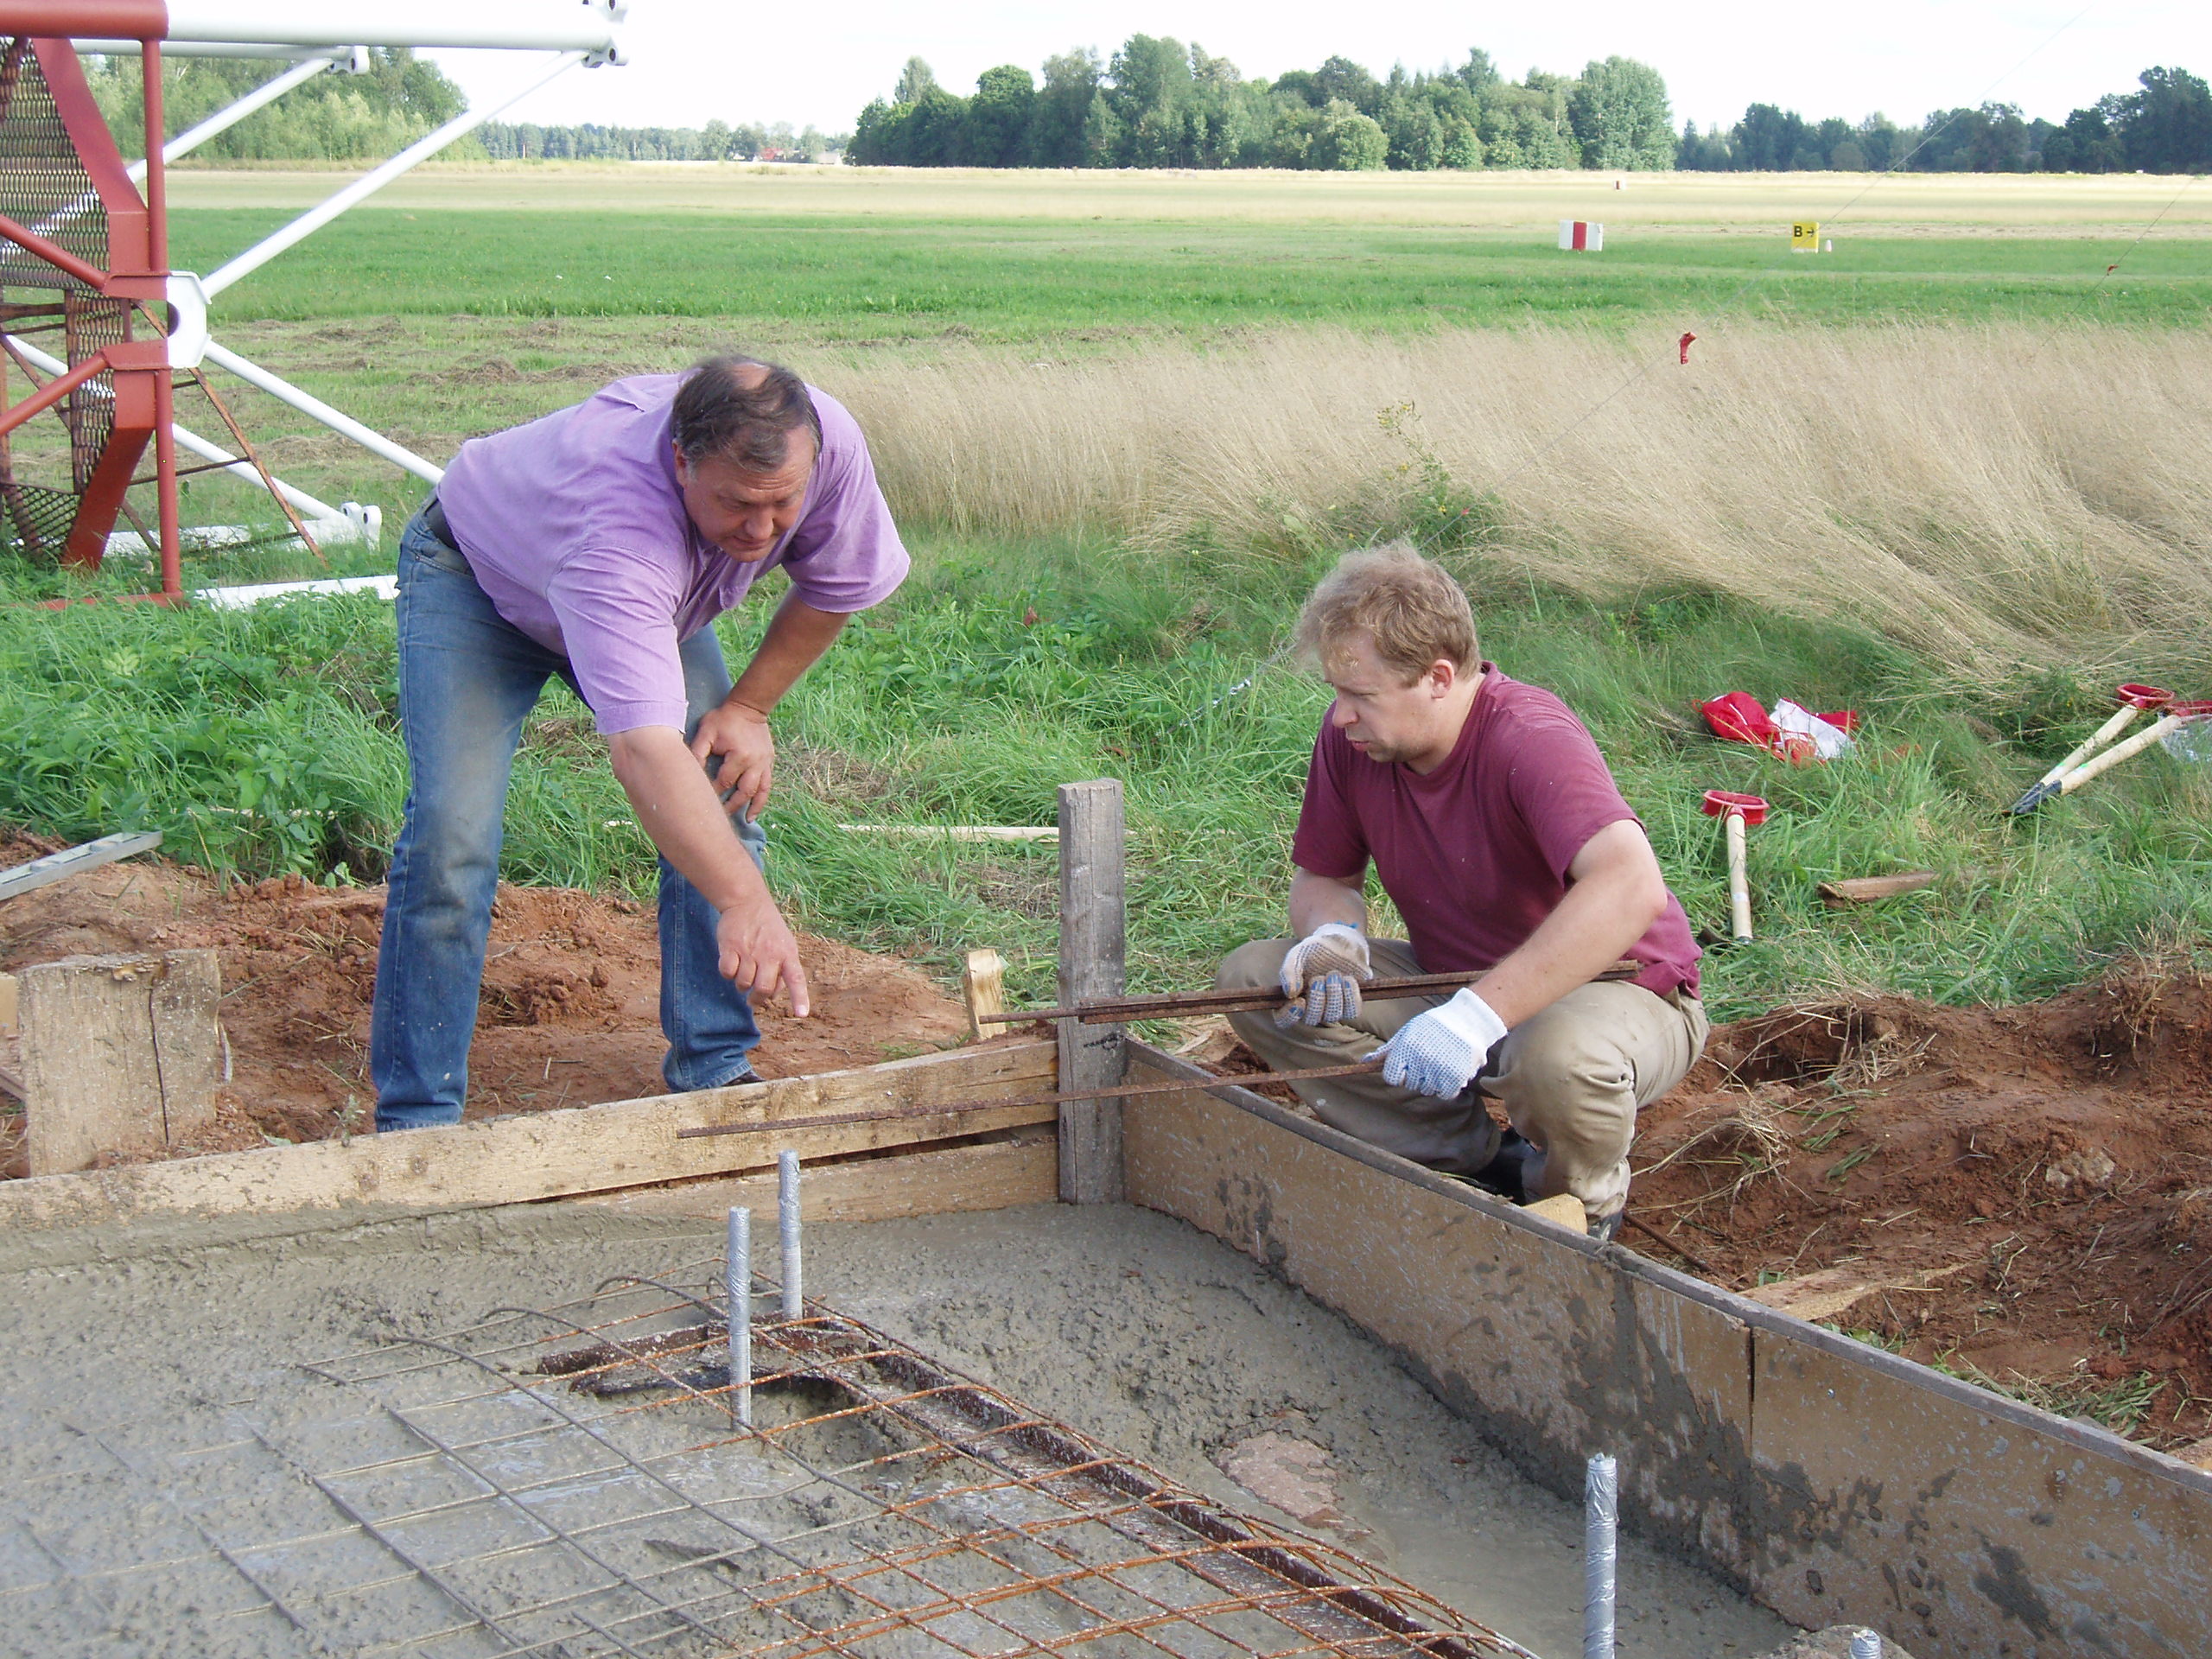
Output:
top-left (0, 830), bottom-right (968, 1178)
top-left (1630, 969), bottom-right (2212, 1451)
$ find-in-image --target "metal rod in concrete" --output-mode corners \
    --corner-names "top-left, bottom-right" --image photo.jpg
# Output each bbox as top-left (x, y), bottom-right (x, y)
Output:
top-left (726, 1207), bottom-right (752, 1428)
top-left (778, 1151), bottom-right (803, 1321)
top-left (1584, 1452), bottom-right (1618, 1659)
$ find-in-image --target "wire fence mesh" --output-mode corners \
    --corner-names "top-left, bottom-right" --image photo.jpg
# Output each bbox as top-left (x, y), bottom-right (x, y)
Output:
top-left (1, 1248), bottom-right (1535, 1659)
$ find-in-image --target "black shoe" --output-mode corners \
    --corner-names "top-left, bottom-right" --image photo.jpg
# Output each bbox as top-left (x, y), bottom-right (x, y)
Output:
top-left (1466, 1130), bottom-right (1534, 1204)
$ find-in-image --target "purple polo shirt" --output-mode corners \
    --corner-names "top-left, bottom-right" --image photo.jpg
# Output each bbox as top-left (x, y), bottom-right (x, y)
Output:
top-left (436, 373), bottom-right (908, 734)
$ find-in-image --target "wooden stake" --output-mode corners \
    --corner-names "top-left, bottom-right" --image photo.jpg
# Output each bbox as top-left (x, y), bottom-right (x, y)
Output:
top-left (1057, 779), bottom-right (1126, 1204)
top-left (21, 950), bottom-right (219, 1175)
top-left (961, 948), bottom-right (1007, 1044)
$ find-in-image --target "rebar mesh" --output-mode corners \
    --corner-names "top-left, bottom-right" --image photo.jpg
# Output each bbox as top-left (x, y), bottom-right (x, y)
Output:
top-left (0, 1253), bottom-right (1536, 1659)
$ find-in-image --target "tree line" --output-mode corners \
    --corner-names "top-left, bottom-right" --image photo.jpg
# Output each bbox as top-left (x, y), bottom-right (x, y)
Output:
top-left (87, 51), bottom-right (845, 168)
top-left (1674, 66), bottom-right (2208, 173)
top-left (87, 48), bottom-right (467, 162)
top-left (850, 44), bottom-right (1678, 171)
top-left (475, 121), bottom-right (843, 163)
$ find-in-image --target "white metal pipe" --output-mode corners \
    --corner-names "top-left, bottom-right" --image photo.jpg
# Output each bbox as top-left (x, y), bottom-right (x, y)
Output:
top-left (78, 40), bottom-right (361, 58)
top-left (202, 340), bottom-right (444, 485)
top-left (129, 51), bottom-right (343, 181)
top-left (3, 332), bottom-right (344, 518)
top-left (727, 1207), bottom-right (753, 1428)
top-left (1583, 1453), bottom-right (1618, 1659)
top-left (778, 1150), bottom-right (803, 1321)
top-left (201, 50), bottom-right (587, 299)
top-left (148, 3), bottom-right (624, 54)
top-left (170, 424), bottom-right (343, 518)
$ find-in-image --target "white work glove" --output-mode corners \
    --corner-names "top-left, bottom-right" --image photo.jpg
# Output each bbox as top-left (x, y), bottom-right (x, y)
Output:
top-left (1275, 922), bottom-right (1372, 1027)
top-left (1377, 988), bottom-right (1509, 1100)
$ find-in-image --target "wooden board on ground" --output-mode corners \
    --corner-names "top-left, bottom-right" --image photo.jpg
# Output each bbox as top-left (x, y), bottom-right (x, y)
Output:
top-left (579, 1129), bottom-right (1057, 1222)
top-left (1119, 1040), bottom-right (2212, 1659)
top-left (0, 1039), bottom-right (1056, 1233)
top-left (1818, 871), bottom-right (1940, 905)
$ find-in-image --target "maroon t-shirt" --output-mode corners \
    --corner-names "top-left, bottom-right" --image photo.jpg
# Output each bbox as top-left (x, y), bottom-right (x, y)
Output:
top-left (1291, 667), bottom-right (1701, 998)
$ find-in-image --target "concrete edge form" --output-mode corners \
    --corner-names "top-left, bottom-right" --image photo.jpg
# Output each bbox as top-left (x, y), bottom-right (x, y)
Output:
top-left (0, 1038), bottom-right (1057, 1237)
top-left (1121, 1041), bottom-right (2212, 1659)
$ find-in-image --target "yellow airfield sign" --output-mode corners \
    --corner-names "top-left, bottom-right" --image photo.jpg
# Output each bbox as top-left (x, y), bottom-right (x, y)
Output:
top-left (1791, 221), bottom-right (1821, 250)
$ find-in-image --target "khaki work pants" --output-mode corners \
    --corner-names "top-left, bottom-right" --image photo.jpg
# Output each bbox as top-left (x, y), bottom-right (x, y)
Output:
top-left (1217, 938), bottom-right (1708, 1222)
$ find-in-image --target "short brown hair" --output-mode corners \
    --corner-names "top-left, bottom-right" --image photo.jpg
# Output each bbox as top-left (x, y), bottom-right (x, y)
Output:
top-left (1294, 543), bottom-right (1479, 683)
top-left (672, 354), bottom-right (821, 472)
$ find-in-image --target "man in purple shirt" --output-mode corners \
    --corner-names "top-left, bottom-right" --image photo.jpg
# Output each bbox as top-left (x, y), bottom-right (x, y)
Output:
top-left (1216, 545), bottom-right (1706, 1238)
top-left (371, 356), bottom-right (909, 1130)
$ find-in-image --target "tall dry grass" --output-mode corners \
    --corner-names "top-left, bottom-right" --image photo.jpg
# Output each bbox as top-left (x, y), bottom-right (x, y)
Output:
top-left (827, 326), bottom-right (2212, 678)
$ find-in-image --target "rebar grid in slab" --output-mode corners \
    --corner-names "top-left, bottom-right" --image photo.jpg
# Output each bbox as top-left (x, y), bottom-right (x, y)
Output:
top-left (0, 1255), bottom-right (1535, 1659)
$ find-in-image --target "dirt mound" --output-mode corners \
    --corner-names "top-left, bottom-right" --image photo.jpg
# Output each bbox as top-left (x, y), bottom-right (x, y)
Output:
top-left (0, 832), bottom-right (968, 1178)
top-left (1631, 968), bottom-right (2212, 1450)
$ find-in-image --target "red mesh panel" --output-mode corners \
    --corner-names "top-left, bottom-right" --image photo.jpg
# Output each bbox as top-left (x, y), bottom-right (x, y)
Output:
top-left (0, 36), bottom-right (110, 289)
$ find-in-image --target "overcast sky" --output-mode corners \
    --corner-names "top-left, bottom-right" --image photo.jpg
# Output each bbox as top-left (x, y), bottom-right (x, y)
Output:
top-left (427, 1), bottom-right (2205, 137)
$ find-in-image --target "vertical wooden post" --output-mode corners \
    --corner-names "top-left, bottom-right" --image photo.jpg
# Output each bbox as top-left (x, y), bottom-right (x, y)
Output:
top-left (1057, 779), bottom-right (1126, 1204)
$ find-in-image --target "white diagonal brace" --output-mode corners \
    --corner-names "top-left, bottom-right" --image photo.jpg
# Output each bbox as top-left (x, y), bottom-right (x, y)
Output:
top-left (201, 340), bottom-right (444, 486)
top-left (129, 51), bottom-right (344, 182)
top-left (201, 51), bottom-right (588, 299)
top-left (3, 333), bottom-right (345, 518)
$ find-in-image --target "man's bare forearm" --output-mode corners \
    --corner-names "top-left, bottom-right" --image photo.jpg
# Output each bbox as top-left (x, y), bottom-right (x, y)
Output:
top-left (1288, 868), bottom-right (1367, 938)
top-left (609, 726), bottom-right (775, 912)
top-left (728, 591), bottom-right (849, 714)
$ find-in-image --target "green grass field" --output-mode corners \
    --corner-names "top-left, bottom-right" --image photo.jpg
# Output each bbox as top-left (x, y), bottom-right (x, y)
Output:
top-left (3, 164), bottom-right (2208, 1020)
top-left (168, 163), bottom-right (2212, 337)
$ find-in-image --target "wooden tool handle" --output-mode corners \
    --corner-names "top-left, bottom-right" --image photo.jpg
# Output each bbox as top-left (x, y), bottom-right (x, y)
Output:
top-left (1726, 813), bottom-right (1752, 942)
top-left (2038, 703), bottom-right (2141, 789)
top-left (2060, 714), bottom-right (2177, 793)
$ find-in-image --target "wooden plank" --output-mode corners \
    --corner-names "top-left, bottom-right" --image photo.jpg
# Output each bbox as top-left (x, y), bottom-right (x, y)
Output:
top-left (0, 1039), bottom-right (1057, 1233)
top-left (577, 1131), bottom-right (1058, 1222)
top-left (0, 830), bottom-right (162, 903)
top-left (0, 970), bottom-right (17, 1035)
top-left (1120, 1040), bottom-right (2212, 1659)
top-left (22, 950), bottom-right (219, 1175)
top-left (1818, 871), bottom-right (1939, 905)
top-left (1057, 778), bottom-right (1125, 1204)
top-left (962, 947), bottom-right (1007, 1044)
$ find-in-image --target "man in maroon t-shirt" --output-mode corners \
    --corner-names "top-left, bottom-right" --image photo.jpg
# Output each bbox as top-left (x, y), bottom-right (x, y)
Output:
top-left (1217, 545), bottom-right (1706, 1238)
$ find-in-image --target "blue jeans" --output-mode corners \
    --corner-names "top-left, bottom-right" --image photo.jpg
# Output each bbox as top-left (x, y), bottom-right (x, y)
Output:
top-left (371, 511), bottom-right (766, 1130)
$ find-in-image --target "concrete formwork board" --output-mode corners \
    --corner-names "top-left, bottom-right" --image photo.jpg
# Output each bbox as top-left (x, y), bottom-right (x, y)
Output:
top-left (1121, 1042), bottom-right (2212, 1659)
